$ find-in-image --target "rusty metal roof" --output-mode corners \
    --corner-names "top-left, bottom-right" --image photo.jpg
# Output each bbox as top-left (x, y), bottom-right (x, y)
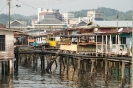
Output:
top-left (120, 27), bottom-right (132, 33)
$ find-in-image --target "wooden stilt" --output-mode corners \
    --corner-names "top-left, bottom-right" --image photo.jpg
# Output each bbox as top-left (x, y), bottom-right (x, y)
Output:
top-left (2, 61), bottom-right (5, 75)
top-left (105, 59), bottom-right (108, 81)
top-left (41, 54), bottom-right (43, 71)
top-left (60, 56), bottom-right (62, 76)
top-left (43, 55), bottom-right (45, 72)
top-left (67, 56), bottom-right (69, 79)
top-left (77, 58), bottom-right (80, 75)
top-left (5, 61), bottom-right (8, 75)
top-left (121, 60), bottom-right (125, 87)
top-left (90, 59), bottom-right (95, 78)
top-left (84, 60), bottom-right (87, 73)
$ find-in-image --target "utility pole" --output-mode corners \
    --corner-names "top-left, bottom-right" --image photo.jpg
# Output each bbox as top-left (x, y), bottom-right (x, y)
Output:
top-left (131, 4), bottom-right (133, 88)
top-left (117, 13), bottom-right (118, 30)
top-left (8, 0), bottom-right (10, 29)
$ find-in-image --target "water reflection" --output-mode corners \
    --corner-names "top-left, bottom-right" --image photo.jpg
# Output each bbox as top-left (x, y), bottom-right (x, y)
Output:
top-left (0, 57), bottom-right (131, 88)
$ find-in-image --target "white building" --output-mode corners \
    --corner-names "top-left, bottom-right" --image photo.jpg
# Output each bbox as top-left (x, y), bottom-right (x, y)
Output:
top-left (62, 13), bottom-right (74, 24)
top-left (87, 11), bottom-right (103, 21)
top-left (78, 17), bottom-right (91, 23)
top-left (38, 8), bottom-right (61, 21)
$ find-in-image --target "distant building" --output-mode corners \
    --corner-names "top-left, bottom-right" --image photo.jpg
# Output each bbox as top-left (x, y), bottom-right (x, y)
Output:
top-left (87, 11), bottom-right (103, 21)
top-left (62, 13), bottom-right (74, 24)
top-left (31, 18), bottom-right (38, 26)
top-left (78, 17), bottom-right (91, 23)
top-left (38, 8), bottom-right (61, 21)
top-left (9, 20), bottom-right (27, 30)
top-left (34, 14), bottom-right (66, 33)
top-left (68, 18), bottom-right (78, 28)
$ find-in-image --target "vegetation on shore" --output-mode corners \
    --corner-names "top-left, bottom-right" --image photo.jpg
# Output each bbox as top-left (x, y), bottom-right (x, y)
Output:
top-left (0, 7), bottom-right (131, 24)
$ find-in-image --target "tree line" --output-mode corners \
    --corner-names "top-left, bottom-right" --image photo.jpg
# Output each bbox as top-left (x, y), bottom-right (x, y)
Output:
top-left (0, 7), bottom-right (132, 25)
top-left (70, 7), bottom-right (132, 21)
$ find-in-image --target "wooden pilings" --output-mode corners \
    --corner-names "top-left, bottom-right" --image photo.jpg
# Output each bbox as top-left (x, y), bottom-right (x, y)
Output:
top-left (90, 59), bottom-right (95, 78)
top-left (0, 60), bottom-right (13, 75)
top-left (121, 60), bottom-right (125, 88)
top-left (104, 59), bottom-right (108, 82)
top-left (41, 54), bottom-right (45, 72)
top-left (12, 49), bottom-right (131, 87)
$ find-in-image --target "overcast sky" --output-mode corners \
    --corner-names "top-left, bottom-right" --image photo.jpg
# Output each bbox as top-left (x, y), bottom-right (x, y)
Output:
top-left (0, 0), bottom-right (132, 16)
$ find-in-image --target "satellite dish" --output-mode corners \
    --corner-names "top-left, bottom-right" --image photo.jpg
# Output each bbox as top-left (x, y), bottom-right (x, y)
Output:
top-left (118, 28), bottom-right (123, 32)
top-left (94, 28), bottom-right (98, 32)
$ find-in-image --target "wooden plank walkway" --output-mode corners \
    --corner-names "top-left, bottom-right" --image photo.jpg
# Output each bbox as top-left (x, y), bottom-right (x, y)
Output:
top-left (14, 50), bottom-right (132, 62)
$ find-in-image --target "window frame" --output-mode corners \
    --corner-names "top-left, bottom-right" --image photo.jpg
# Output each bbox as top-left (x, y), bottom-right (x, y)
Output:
top-left (0, 35), bottom-right (5, 51)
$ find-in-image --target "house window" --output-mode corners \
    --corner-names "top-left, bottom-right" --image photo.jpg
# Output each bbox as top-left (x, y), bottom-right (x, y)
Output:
top-left (0, 35), bottom-right (5, 51)
top-left (121, 37), bottom-right (126, 44)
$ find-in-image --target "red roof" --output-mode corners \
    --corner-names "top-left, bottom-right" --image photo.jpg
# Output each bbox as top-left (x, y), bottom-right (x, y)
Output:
top-left (121, 27), bottom-right (132, 33)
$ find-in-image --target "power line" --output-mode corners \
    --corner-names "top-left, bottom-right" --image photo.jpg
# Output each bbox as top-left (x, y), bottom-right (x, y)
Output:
top-left (0, 0), bottom-right (7, 8)
top-left (17, 0), bottom-right (37, 9)
top-left (0, 4), bottom-right (7, 13)
top-left (13, 0), bottom-right (76, 5)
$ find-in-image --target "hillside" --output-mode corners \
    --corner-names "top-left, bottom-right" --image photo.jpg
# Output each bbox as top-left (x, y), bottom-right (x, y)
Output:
top-left (0, 13), bottom-right (37, 25)
top-left (69, 7), bottom-right (132, 20)
top-left (0, 7), bottom-right (132, 24)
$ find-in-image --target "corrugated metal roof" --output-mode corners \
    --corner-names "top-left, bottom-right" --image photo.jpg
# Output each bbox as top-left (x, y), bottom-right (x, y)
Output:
top-left (121, 27), bottom-right (132, 33)
top-left (36, 18), bottom-right (62, 24)
top-left (94, 21), bottom-right (132, 27)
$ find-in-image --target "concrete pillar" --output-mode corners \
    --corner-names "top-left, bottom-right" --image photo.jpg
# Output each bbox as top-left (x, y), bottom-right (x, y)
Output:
top-left (116, 35), bottom-right (118, 55)
top-left (102, 35), bottom-right (104, 56)
top-left (110, 35), bottom-right (112, 56)
top-left (106, 35), bottom-right (108, 57)
top-left (129, 33), bottom-right (132, 56)
top-left (96, 35), bottom-right (97, 57)
top-left (118, 34), bottom-right (120, 55)
top-left (10, 59), bottom-right (13, 75)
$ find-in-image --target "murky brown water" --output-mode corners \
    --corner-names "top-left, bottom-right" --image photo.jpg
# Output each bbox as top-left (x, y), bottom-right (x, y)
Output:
top-left (0, 58), bottom-right (131, 88)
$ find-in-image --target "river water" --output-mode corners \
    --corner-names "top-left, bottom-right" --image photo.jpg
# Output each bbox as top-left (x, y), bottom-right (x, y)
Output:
top-left (0, 58), bottom-right (131, 88)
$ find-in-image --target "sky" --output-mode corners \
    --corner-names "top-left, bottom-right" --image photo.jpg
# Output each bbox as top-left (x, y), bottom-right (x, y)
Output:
top-left (0, 0), bottom-right (132, 16)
